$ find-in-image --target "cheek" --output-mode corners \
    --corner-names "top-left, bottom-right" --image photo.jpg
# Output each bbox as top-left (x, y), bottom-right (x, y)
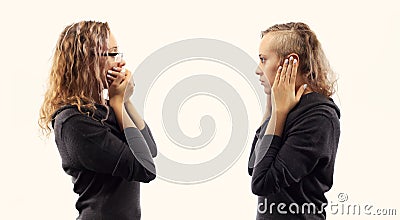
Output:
top-left (266, 74), bottom-right (274, 86)
top-left (102, 62), bottom-right (111, 79)
top-left (104, 57), bottom-right (117, 70)
top-left (265, 65), bottom-right (277, 85)
top-left (105, 60), bottom-right (112, 70)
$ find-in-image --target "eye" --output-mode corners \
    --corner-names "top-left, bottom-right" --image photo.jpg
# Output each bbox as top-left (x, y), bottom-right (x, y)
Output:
top-left (108, 47), bottom-right (119, 53)
top-left (260, 57), bottom-right (266, 63)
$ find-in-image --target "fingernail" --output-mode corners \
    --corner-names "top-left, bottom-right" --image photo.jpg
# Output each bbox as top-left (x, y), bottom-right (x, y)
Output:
top-left (289, 56), bottom-right (293, 61)
top-left (107, 70), bottom-right (112, 74)
top-left (293, 59), bottom-right (297, 64)
top-left (284, 59), bottom-right (289, 64)
top-left (112, 67), bottom-right (118, 70)
top-left (278, 66), bottom-right (282, 70)
top-left (303, 84), bottom-right (308, 89)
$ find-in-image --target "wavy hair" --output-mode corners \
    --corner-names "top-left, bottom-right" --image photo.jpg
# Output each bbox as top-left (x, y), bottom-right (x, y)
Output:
top-left (262, 22), bottom-right (336, 97)
top-left (39, 21), bottom-right (110, 137)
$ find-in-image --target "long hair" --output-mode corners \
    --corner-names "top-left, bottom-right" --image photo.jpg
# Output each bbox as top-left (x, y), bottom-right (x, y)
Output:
top-left (262, 22), bottom-right (336, 97)
top-left (39, 21), bottom-right (110, 137)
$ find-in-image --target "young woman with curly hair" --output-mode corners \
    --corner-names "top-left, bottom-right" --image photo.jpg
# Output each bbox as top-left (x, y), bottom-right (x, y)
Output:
top-left (39, 21), bottom-right (157, 220)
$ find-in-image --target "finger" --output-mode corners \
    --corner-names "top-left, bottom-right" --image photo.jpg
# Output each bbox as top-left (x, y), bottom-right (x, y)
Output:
top-left (107, 69), bottom-right (121, 77)
top-left (128, 81), bottom-right (134, 91)
top-left (274, 66), bottom-right (283, 86)
top-left (113, 72), bottom-right (125, 85)
top-left (129, 77), bottom-right (135, 87)
top-left (280, 58), bottom-right (289, 84)
top-left (120, 68), bottom-right (126, 75)
top-left (295, 84), bottom-right (307, 102)
top-left (285, 56), bottom-right (294, 84)
top-left (124, 69), bottom-right (132, 78)
top-left (123, 69), bottom-right (132, 82)
top-left (290, 58), bottom-right (298, 85)
top-left (112, 66), bottom-right (122, 72)
top-left (109, 67), bottom-right (127, 77)
top-left (127, 75), bottom-right (134, 86)
top-left (120, 74), bottom-right (133, 89)
top-left (119, 69), bottom-right (130, 84)
top-left (106, 73), bottom-right (116, 81)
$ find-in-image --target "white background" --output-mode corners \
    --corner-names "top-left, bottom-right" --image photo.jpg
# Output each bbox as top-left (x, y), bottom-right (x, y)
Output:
top-left (0, 0), bottom-right (399, 219)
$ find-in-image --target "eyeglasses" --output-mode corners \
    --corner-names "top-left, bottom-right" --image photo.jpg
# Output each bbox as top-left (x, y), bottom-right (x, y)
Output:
top-left (99, 52), bottom-right (124, 62)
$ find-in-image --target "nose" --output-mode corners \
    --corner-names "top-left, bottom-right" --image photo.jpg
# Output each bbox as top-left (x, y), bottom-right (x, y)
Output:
top-left (255, 64), bottom-right (263, 76)
top-left (118, 59), bottom-right (126, 68)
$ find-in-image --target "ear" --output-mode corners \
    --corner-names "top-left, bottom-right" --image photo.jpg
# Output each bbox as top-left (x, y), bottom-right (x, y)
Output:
top-left (285, 53), bottom-right (304, 88)
top-left (285, 53), bottom-right (300, 63)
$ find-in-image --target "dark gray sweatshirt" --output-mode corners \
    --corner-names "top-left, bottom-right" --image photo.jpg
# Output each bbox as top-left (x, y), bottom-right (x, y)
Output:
top-left (51, 103), bottom-right (157, 220)
top-left (248, 92), bottom-right (341, 220)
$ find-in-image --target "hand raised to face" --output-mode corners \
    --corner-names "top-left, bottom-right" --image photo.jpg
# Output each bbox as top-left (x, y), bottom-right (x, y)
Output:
top-left (107, 67), bottom-right (135, 103)
top-left (270, 56), bottom-right (307, 114)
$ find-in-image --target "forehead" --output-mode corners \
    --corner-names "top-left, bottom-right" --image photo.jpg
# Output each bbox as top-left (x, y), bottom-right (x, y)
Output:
top-left (259, 33), bottom-right (277, 55)
top-left (108, 32), bottom-right (118, 48)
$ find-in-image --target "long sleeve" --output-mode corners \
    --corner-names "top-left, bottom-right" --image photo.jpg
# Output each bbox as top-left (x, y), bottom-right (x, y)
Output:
top-left (251, 113), bottom-right (335, 196)
top-left (61, 114), bottom-right (156, 183)
top-left (248, 117), bottom-right (271, 175)
top-left (139, 121), bottom-right (157, 157)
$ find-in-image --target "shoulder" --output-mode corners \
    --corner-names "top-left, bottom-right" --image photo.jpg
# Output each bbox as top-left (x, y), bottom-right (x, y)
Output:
top-left (293, 93), bottom-right (340, 126)
top-left (305, 105), bottom-right (339, 124)
top-left (288, 104), bottom-right (339, 134)
top-left (54, 106), bottom-right (105, 131)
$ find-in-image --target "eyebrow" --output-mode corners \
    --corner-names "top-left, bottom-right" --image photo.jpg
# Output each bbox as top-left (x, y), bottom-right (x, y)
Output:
top-left (259, 54), bottom-right (265, 57)
top-left (109, 46), bottom-right (118, 50)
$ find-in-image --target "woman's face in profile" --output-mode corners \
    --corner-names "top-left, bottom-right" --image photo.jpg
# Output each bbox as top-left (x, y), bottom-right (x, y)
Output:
top-left (256, 33), bottom-right (281, 95)
top-left (103, 32), bottom-right (125, 88)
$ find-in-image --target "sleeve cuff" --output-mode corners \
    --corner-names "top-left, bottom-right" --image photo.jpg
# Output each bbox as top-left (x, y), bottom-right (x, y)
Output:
top-left (254, 134), bottom-right (283, 166)
top-left (259, 134), bottom-right (282, 147)
top-left (124, 127), bottom-right (143, 139)
top-left (139, 122), bottom-right (149, 133)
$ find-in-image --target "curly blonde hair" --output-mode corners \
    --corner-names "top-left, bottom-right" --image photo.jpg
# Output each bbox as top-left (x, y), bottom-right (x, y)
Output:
top-left (262, 22), bottom-right (336, 97)
top-left (39, 21), bottom-right (111, 137)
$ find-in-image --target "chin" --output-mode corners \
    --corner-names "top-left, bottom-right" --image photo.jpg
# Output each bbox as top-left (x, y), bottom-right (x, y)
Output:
top-left (264, 87), bottom-right (271, 95)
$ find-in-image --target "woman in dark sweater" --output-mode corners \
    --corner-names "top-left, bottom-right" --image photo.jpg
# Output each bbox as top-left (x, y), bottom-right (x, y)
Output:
top-left (39, 21), bottom-right (157, 220)
top-left (249, 22), bottom-right (340, 219)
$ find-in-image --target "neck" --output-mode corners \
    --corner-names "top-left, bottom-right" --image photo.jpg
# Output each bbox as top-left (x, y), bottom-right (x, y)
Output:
top-left (303, 87), bottom-right (313, 95)
top-left (93, 93), bottom-right (106, 106)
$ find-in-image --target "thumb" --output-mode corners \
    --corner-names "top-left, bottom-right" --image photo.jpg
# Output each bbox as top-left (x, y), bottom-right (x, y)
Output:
top-left (295, 84), bottom-right (307, 102)
top-left (113, 73), bottom-right (125, 85)
top-left (122, 75), bottom-right (133, 87)
top-left (121, 70), bottom-right (132, 85)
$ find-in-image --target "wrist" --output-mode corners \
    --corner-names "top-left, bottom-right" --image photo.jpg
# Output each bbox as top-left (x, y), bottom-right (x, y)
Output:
top-left (265, 112), bottom-right (287, 137)
top-left (109, 97), bottom-right (123, 107)
top-left (265, 106), bottom-right (272, 117)
top-left (272, 107), bottom-right (289, 116)
top-left (273, 111), bottom-right (287, 123)
top-left (124, 99), bottom-right (132, 105)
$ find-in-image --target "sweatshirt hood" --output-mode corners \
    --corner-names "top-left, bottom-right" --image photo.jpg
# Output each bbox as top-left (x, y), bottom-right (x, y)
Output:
top-left (291, 92), bottom-right (341, 119)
